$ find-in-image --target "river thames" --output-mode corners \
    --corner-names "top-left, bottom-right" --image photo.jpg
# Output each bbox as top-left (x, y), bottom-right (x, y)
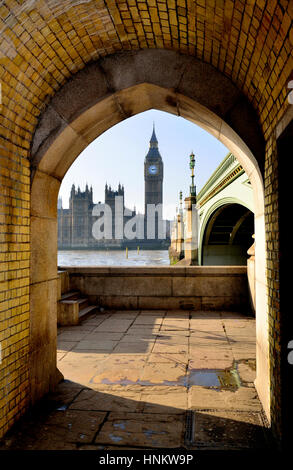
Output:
top-left (58, 249), bottom-right (170, 267)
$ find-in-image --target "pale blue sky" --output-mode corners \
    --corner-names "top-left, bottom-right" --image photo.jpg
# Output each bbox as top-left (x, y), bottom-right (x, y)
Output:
top-left (58, 109), bottom-right (229, 219)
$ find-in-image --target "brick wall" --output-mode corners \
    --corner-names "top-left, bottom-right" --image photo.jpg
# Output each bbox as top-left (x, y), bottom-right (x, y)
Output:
top-left (0, 136), bottom-right (30, 437)
top-left (0, 0), bottom-right (292, 442)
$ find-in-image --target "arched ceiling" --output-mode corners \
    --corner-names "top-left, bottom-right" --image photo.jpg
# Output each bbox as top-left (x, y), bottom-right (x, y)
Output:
top-left (0, 0), bottom-right (292, 152)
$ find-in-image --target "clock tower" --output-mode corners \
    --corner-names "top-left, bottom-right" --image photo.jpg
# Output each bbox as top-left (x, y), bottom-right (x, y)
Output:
top-left (144, 124), bottom-right (164, 239)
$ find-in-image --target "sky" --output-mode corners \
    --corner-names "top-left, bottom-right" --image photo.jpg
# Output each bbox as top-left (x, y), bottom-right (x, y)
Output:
top-left (58, 109), bottom-right (229, 220)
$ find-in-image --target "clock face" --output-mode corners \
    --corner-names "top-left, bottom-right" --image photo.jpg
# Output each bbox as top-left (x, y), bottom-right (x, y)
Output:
top-left (148, 165), bottom-right (158, 175)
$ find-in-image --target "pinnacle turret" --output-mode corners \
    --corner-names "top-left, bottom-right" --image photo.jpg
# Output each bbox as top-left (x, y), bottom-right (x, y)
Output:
top-left (145, 122), bottom-right (162, 160)
top-left (149, 122), bottom-right (158, 147)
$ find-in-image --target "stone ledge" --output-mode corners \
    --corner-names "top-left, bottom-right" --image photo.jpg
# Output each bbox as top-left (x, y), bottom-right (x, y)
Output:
top-left (62, 266), bottom-right (250, 312)
top-left (59, 265), bottom-right (247, 277)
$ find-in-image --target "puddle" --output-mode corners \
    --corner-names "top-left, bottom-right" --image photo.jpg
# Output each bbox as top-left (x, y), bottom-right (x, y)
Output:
top-left (109, 433), bottom-right (123, 443)
top-left (187, 367), bottom-right (241, 390)
top-left (96, 362), bottom-right (242, 390)
top-left (56, 404), bottom-right (68, 411)
top-left (144, 430), bottom-right (157, 438)
top-left (114, 422), bottom-right (126, 430)
top-left (101, 378), bottom-right (135, 386)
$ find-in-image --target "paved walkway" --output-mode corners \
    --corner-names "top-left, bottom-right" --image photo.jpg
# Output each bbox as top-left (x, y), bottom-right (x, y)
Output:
top-left (0, 310), bottom-right (270, 450)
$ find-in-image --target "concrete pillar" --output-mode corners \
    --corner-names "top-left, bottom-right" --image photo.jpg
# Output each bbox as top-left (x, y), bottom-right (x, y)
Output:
top-left (184, 196), bottom-right (199, 265)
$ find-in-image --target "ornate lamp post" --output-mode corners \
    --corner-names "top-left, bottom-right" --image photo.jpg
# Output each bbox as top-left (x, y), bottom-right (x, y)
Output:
top-left (176, 191), bottom-right (184, 260)
top-left (189, 151), bottom-right (196, 198)
top-left (184, 151), bottom-right (198, 265)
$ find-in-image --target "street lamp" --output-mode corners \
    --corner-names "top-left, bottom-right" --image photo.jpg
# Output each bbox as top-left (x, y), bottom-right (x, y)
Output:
top-left (189, 151), bottom-right (196, 198)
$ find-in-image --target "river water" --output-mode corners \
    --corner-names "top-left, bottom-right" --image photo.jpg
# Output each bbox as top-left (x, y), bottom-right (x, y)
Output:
top-left (58, 249), bottom-right (171, 267)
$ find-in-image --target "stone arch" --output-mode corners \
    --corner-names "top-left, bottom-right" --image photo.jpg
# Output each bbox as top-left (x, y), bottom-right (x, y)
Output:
top-left (198, 196), bottom-right (254, 264)
top-left (30, 50), bottom-right (269, 421)
top-left (199, 201), bottom-right (254, 266)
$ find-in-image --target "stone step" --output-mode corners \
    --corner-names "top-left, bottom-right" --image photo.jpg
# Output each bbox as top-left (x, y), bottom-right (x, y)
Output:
top-left (58, 298), bottom-right (89, 326)
top-left (60, 290), bottom-right (80, 301)
top-left (79, 305), bottom-right (99, 321)
top-left (60, 298), bottom-right (89, 308)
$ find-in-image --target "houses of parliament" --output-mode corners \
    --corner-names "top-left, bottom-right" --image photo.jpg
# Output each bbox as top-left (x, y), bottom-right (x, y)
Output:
top-left (57, 126), bottom-right (171, 249)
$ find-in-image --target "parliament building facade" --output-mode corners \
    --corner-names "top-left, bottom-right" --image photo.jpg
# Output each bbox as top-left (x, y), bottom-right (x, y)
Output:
top-left (58, 127), bottom-right (171, 249)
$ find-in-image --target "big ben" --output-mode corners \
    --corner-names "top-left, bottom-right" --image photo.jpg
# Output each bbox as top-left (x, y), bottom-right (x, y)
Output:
top-left (144, 124), bottom-right (164, 239)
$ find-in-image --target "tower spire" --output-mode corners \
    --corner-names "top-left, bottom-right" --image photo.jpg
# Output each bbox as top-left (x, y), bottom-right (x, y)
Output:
top-left (149, 122), bottom-right (158, 148)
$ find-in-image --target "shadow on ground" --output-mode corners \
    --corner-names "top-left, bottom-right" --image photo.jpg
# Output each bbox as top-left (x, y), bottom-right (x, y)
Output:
top-left (0, 310), bottom-right (273, 451)
top-left (0, 379), bottom-right (271, 450)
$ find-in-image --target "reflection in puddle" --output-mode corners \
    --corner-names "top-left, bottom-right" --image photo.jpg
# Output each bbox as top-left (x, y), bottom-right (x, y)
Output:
top-left (114, 422), bottom-right (126, 430)
top-left (109, 433), bottom-right (123, 442)
top-left (187, 366), bottom-right (241, 390)
top-left (97, 362), bottom-right (242, 390)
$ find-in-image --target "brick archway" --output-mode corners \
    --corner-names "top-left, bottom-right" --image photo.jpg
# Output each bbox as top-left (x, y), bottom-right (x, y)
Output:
top-left (29, 50), bottom-right (269, 422)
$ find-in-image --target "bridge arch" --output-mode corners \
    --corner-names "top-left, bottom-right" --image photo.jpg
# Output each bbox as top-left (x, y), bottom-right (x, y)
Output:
top-left (199, 200), bottom-right (254, 266)
top-left (29, 50), bottom-right (268, 421)
top-left (198, 196), bottom-right (254, 265)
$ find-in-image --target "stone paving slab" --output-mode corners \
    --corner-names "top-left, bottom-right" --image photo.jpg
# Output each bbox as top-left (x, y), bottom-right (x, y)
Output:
top-left (90, 366), bottom-right (143, 386)
top-left (126, 326), bottom-right (161, 334)
top-left (44, 410), bottom-right (107, 444)
top-left (100, 354), bottom-right (148, 366)
top-left (85, 331), bottom-right (125, 340)
top-left (119, 335), bottom-right (156, 344)
top-left (155, 334), bottom-right (189, 345)
top-left (232, 350), bottom-right (257, 361)
top-left (132, 317), bottom-right (163, 325)
top-left (94, 319), bottom-right (134, 332)
top-left (59, 351), bottom-right (109, 363)
top-left (162, 318), bottom-right (190, 326)
top-left (152, 342), bottom-right (188, 354)
top-left (58, 331), bottom-right (89, 342)
top-left (59, 324), bottom-right (97, 333)
top-left (189, 338), bottom-right (228, 347)
top-left (189, 358), bottom-right (235, 369)
top-left (73, 340), bottom-right (119, 351)
top-left (113, 342), bottom-right (154, 354)
top-left (192, 410), bottom-right (267, 449)
top-left (110, 310), bottom-right (140, 317)
top-left (138, 310), bottom-right (167, 315)
top-left (160, 325), bottom-right (190, 332)
top-left (94, 412), bottom-right (185, 448)
top-left (191, 312), bottom-right (221, 319)
top-left (158, 329), bottom-right (189, 336)
top-left (189, 386), bottom-right (262, 411)
top-left (69, 388), bottom-right (143, 412)
top-left (165, 310), bottom-right (190, 316)
top-left (81, 316), bottom-right (112, 326)
top-left (140, 362), bottom-right (186, 385)
top-left (147, 352), bottom-right (189, 364)
top-left (140, 387), bottom-right (188, 414)
top-left (57, 341), bottom-right (78, 352)
top-left (189, 346), bottom-right (233, 358)
top-left (57, 364), bottom-right (99, 387)
top-left (0, 309), bottom-right (268, 451)
top-left (57, 351), bottom-right (68, 361)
